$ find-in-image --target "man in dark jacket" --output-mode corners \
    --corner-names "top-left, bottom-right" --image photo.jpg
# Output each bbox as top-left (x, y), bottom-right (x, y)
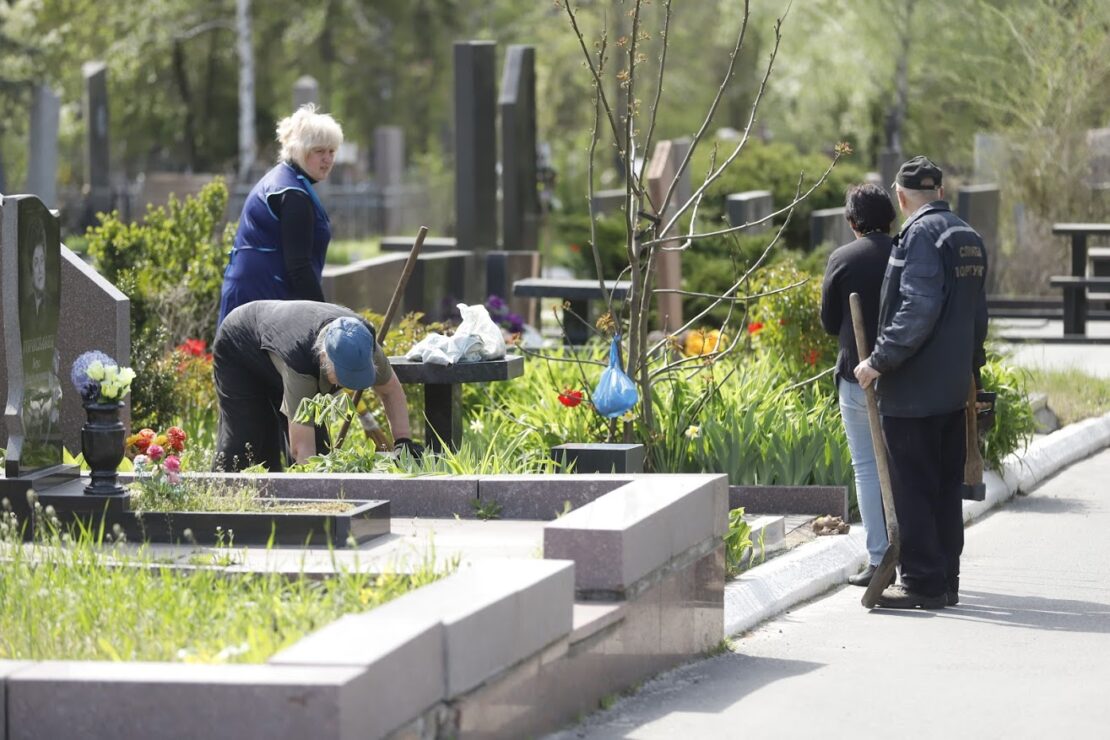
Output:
top-left (212, 300), bottom-right (422, 472)
top-left (820, 183), bottom-right (897, 587)
top-left (855, 156), bottom-right (988, 609)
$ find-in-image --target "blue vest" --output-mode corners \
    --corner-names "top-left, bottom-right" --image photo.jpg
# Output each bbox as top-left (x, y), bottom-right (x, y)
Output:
top-left (218, 162), bottom-right (331, 325)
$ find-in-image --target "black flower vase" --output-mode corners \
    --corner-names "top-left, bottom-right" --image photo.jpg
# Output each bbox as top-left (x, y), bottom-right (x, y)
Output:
top-left (82, 402), bottom-right (127, 495)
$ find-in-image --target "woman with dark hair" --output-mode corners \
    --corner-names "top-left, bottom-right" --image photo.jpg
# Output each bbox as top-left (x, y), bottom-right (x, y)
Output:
top-left (217, 104), bottom-right (344, 326)
top-left (820, 183), bottom-right (897, 587)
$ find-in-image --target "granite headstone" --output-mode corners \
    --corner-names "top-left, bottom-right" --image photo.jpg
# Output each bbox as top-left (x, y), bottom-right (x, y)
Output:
top-left (499, 45), bottom-right (540, 252)
top-left (454, 41), bottom-right (498, 253)
top-left (82, 61), bottom-right (111, 216)
top-left (646, 140), bottom-right (682, 331)
top-left (810, 207), bottom-right (853, 251)
top-left (27, 86), bottom-right (61, 209)
top-left (725, 191), bottom-right (773, 234)
top-left (293, 75), bottom-right (320, 109)
top-left (1, 195), bottom-right (65, 477)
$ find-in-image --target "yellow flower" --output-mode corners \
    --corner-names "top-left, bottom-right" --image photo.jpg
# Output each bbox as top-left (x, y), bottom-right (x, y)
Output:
top-left (684, 425), bottom-right (700, 439)
top-left (118, 367), bottom-right (136, 384)
top-left (102, 364), bottom-right (119, 382)
top-left (620, 409), bottom-right (636, 422)
top-left (86, 361), bottom-right (105, 381)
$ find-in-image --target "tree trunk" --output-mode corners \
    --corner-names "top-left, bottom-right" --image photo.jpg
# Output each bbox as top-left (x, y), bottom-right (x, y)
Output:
top-left (172, 39), bottom-right (198, 172)
top-left (236, 0), bottom-right (256, 181)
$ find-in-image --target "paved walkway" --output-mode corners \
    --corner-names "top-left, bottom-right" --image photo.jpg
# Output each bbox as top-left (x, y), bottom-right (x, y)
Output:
top-left (552, 447), bottom-right (1110, 739)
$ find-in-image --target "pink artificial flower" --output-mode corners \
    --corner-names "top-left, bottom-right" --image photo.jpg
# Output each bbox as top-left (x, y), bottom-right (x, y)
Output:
top-left (163, 455), bottom-right (181, 473)
top-left (165, 471), bottom-right (181, 486)
top-left (147, 444), bottom-right (165, 462)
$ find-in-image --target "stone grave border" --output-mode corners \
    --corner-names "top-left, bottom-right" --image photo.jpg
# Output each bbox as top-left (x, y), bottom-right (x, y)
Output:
top-left (1, 472), bottom-right (726, 740)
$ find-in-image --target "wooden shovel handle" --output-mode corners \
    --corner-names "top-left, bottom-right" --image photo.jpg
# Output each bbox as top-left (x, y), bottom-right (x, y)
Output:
top-left (333, 226), bottom-right (428, 449)
top-left (849, 293), bottom-right (899, 545)
top-left (964, 373), bottom-right (984, 485)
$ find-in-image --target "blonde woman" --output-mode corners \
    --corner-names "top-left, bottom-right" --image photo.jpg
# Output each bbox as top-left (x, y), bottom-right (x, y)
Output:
top-left (218, 104), bottom-right (343, 325)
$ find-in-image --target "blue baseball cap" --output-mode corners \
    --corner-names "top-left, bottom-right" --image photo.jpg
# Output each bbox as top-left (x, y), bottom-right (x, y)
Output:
top-left (323, 317), bottom-right (376, 389)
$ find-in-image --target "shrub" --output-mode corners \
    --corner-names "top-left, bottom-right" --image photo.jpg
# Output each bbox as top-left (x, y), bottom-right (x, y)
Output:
top-left (745, 261), bottom-right (838, 380)
top-left (86, 180), bottom-right (233, 347)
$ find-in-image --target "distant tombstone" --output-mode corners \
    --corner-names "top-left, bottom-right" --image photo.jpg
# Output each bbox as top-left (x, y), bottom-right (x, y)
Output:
top-left (590, 189), bottom-right (625, 218)
top-left (974, 133), bottom-right (1008, 183)
top-left (646, 140), bottom-right (682, 332)
top-left (1, 195), bottom-right (66, 478)
top-left (27, 86), bottom-right (61, 208)
top-left (725, 190), bottom-right (773, 234)
top-left (82, 61), bottom-right (111, 217)
top-left (454, 41), bottom-right (498, 253)
top-left (671, 137), bottom-right (693, 210)
top-left (957, 184), bottom-right (1001, 294)
top-left (810, 207), bottom-right (853, 251)
top-left (375, 126), bottom-right (406, 234)
top-left (879, 147), bottom-right (902, 198)
top-left (499, 45), bottom-right (540, 252)
top-left (1086, 128), bottom-right (1110, 187)
top-left (292, 75), bottom-right (320, 109)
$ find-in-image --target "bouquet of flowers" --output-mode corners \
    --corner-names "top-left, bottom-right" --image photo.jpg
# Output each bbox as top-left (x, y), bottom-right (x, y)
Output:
top-left (129, 426), bottom-right (187, 490)
top-left (485, 294), bottom-right (525, 335)
top-left (70, 350), bottom-right (136, 404)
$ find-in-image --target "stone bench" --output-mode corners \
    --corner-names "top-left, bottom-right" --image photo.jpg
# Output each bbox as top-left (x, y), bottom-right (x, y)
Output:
top-left (512, 278), bottom-right (631, 344)
top-left (389, 355), bottom-right (524, 453)
top-left (1048, 275), bottom-right (1110, 336)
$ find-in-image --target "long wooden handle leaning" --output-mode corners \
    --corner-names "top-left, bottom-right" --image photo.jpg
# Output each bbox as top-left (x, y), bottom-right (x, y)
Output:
top-left (964, 373), bottom-right (984, 485)
top-left (333, 226), bottom-right (429, 450)
top-left (848, 293), bottom-right (900, 548)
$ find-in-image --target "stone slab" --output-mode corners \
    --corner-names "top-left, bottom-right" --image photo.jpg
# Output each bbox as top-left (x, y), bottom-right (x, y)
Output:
top-left (544, 474), bottom-right (727, 597)
top-left (118, 472), bottom-right (480, 520)
top-left (389, 354), bottom-right (524, 384)
top-left (270, 608), bottom-right (445, 738)
top-left (728, 485), bottom-right (849, 519)
top-left (373, 558), bottom-right (574, 696)
top-left (380, 235), bottom-right (458, 253)
top-left (5, 661), bottom-right (372, 740)
top-left (512, 278), bottom-right (631, 301)
top-left (321, 252), bottom-right (408, 315)
top-left (1, 661), bottom-right (32, 738)
top-left (551, 443), bottom-right (645, 474)
top-left (809, 206), bottom-right (853, 251)
top-left (477, 474), bottom-right (631, 520)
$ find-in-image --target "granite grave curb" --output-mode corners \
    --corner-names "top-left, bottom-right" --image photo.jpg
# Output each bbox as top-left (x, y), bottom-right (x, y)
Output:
top-left (723, 411), bottom-right (1110, 637)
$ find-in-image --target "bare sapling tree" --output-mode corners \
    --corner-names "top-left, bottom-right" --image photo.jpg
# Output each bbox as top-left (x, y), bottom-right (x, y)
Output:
top-left (550, 0), bottom-right (849, 457)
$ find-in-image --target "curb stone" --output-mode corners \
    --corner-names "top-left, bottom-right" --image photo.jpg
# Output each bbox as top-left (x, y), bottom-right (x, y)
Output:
top-left (723, 410), bottom-right (1110, 637)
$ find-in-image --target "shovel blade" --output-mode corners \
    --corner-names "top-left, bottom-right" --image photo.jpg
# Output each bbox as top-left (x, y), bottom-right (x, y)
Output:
top-left (861, 545), bottom-right (900, 608)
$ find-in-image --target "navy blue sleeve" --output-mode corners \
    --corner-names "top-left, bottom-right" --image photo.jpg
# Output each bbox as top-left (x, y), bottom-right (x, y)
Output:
top-left (869, 226), bottom-right (944, 373)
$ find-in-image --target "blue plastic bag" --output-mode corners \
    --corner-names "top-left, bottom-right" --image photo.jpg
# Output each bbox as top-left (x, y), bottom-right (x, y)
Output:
top-left (593, 336), bottom-right (639, 418)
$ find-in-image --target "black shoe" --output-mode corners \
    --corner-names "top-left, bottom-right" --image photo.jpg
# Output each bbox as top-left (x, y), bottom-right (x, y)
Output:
top-left (874, 584), bottom-right (947, 609)
top-left (848, 565), bottom-right (895, 588)
top-left (947, 591), bottom-right (959, 606)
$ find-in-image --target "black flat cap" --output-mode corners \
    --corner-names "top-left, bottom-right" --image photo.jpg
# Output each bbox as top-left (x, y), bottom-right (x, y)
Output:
top-left (896, 155), bottom-right (943, 190)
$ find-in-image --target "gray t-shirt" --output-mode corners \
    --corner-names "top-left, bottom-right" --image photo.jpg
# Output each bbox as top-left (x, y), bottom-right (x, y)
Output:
top-left (268, 344), bottom-right (393, 420)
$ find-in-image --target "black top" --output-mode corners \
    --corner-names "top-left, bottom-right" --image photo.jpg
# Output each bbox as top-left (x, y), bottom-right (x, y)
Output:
top-left (269, 162), bottom-right (325, 303)
top-left (820, 232), bottom-right (894, 385)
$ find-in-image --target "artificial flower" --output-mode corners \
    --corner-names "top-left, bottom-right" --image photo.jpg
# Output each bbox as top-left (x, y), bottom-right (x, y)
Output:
top-left (747, 322), bottom-right (764, 336)
top-left (162, 455), bottom-right (181, 473)
top-left (86, 361), bottom-right (105, 381)
top-left (147, 444), bottom-right (165, 462)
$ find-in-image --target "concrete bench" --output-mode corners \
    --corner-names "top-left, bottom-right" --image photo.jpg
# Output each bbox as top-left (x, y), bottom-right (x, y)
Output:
top-left (512, 278), bottom-right (631, 344)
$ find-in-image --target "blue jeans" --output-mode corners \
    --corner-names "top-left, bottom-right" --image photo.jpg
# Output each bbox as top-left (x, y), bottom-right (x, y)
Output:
top-left (838, 377), bottom-right (889, 565)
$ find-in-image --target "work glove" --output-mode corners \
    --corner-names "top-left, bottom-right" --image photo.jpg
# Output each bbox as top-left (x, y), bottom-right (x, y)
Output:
top-left (393, 437), bottom-right (424, 460)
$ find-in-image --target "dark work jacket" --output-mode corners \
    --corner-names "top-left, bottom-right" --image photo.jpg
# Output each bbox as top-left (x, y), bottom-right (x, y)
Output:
top-left (213, 300), bottom-right (372, 395)
top-left (820, 232), bottom-right (894, 386)
top-left (870, 201), bottom-right (988, 417)
top-left (217, 162), bottom-right (331, 326)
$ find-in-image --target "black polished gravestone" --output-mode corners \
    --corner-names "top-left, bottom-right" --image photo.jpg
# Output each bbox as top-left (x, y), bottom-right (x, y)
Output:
top-left (454, 41), bottom-right (498, 253)
top-left (499, 45), bottom-right (539, 252)
top-left (1, 195), bottom-right (77, 486)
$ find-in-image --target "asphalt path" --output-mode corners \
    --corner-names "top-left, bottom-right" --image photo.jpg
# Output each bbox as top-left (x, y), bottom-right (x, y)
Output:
top-left (552, 446), bottom-right (1110, 739)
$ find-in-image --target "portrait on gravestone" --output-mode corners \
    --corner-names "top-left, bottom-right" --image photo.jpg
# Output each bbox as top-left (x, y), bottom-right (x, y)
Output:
top-left (15, 198), bottom-right (63, 470)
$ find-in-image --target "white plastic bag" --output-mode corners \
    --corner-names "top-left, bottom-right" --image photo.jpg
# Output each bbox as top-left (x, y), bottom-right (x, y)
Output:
top-left (404, 303), bottom-right (506, 365)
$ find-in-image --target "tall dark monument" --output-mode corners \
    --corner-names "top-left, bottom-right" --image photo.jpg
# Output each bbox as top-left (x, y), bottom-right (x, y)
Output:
top-left (453, 41), bottom-right (498, 253)
top-left (499, 45), bottom-right (539, 252)
top-left (83, 61), bottom-right (111, 218)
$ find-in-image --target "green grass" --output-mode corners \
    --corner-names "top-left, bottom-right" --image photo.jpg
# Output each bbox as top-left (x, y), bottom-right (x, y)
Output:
top-left (1026, 367), bottom-right (1110, 426)
top-left (0, 499), bottom-right (446, 664)
top-left (325, 237), bottom-right (381, 265)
